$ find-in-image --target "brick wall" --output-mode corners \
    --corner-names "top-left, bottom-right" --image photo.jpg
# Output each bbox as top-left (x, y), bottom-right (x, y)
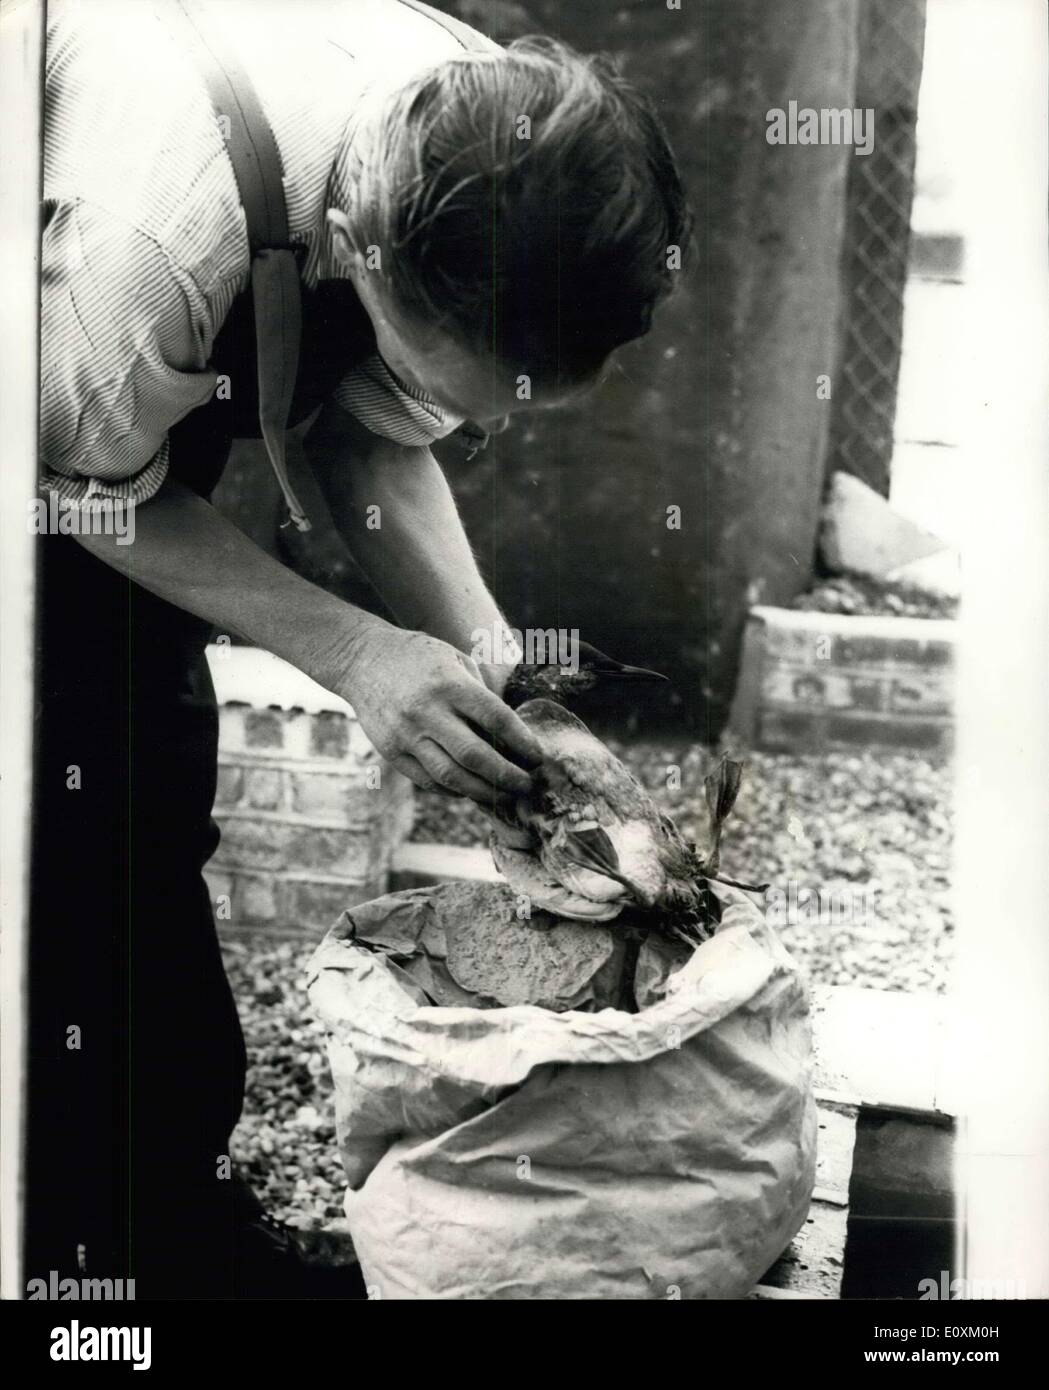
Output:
top-left (730, 606), bottom-right (955, 755)
top-left (203, 647), bottom-right (414, 938)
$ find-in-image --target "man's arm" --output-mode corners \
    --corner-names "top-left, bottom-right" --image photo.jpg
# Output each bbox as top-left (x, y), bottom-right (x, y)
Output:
top-left (306, 403), bottom-right (522, 692)
top-left (67, 478), bottom-right (540, 800)
top-left (39, 196), bottom-right (537, 800)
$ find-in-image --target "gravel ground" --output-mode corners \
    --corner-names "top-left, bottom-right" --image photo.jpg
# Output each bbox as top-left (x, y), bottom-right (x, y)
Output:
top-left (225, 740), bottom-right (953, 1231)
top-left (792, 572), bottom-right (959, 620)
top-left (223, 938), bottom-right (345, 1231)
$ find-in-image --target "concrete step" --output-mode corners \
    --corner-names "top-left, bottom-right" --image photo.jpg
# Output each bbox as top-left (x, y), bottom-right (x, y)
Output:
top-left (389, 841), bottom-right (502, 891)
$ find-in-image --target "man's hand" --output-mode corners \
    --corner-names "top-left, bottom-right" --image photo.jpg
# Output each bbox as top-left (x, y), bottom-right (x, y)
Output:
top-left (64, 481), bottom-right (539, 807)
top-left (328, 621), bottom-right (543, 804)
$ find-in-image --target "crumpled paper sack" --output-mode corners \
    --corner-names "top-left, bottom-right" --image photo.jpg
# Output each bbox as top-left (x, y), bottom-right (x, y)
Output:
top-left (307, 884), bottom-right (816, 1299)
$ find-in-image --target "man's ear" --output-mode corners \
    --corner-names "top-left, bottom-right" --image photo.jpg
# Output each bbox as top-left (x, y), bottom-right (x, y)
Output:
top-left (326, 209), bottom-right (357, 270)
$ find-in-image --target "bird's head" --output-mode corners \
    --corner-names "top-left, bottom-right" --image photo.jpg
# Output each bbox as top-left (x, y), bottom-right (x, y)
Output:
top-left (503, 641), bottom-right (667, 709)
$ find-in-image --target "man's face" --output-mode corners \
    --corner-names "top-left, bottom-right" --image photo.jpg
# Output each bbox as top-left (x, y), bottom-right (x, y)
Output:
top-left (328, 209), bottom-right (579, 430)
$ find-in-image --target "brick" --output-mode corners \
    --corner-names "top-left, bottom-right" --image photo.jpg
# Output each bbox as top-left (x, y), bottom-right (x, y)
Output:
top-left (278, 711), bottom-right (313, 761)
top-left (244, 766), bottom-right (284, 811)
top-left (236, 870), bottom-right (280, 924)
top-left (283, 877), bottom-right (383, 931)
top-left (888, 677), bottom-right (951, 717)
top-left (833, 633), bottom-right (892, 667)
top-left (211, 815), bottom-right (289, 871)
top-left (763, 667), bottom-right (852, 710)
top-left (848, 676), bottom-right (884, 712)
top-left (244, 709), bottom-right (284, 749)
top-left (215, 763), bottom-right (243, 807)
top-left (286, 825), bottom-right (375, 878)
top-left (310, 711), bottom-right (350, 759)
top-left (288, 770), bottom-right (392, 824)
top-left (289, 771), bottom-right (350, 821)
top-left (914, 640), bottom-right (953, 668)
top-left (217, 704), bottom-right (247, 754)
top-left (763, 624), bottom-right (808, 661)
top-left (833, 632), bottom-right (954, 670)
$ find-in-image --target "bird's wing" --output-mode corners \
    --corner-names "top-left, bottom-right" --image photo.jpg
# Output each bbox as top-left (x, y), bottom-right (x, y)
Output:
top-left (558, 823), bottom-right (623, 880)
top-left (489, 840), bottom-right (624, 921)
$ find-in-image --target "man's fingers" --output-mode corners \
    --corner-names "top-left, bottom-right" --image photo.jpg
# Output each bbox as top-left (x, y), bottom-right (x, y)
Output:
top-left (390, 754), bottom-right (438, 793)
top-left (452, 682), bottom-right (544, 769)
top-left (414, 738), bottom-right (508, 804)
top-left (429, 712), bottom-right (534, 794)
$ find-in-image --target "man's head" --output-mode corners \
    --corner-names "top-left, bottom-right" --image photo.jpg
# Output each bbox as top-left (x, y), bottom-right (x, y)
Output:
top-left (327, 36), bottom-right (692, 428)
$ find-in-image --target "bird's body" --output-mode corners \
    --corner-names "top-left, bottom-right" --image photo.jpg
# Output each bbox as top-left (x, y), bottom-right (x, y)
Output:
top-left (490, 699), bottom-right (745, 945)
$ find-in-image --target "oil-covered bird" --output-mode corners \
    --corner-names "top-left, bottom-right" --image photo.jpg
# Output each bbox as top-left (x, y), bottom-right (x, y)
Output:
top-left (489, 698), bottom-right (747, 945)
top-left (502, 639), bottom-right (668, 708)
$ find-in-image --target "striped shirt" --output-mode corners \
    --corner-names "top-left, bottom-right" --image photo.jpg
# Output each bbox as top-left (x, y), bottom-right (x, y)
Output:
top-left (41, 0), bottom-right (496, 507)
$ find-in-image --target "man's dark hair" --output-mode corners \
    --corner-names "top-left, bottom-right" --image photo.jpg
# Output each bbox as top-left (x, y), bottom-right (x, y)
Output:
top-left (340, 37), bottom-right (693, 388)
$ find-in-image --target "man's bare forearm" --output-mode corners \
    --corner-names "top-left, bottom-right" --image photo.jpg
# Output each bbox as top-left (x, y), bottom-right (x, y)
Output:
top-left (60, 465), bottom-right (541, 800)
top-left (67, 477), bottom-right (380, 690)
top-left (307, 406), bottom-right (517, 675)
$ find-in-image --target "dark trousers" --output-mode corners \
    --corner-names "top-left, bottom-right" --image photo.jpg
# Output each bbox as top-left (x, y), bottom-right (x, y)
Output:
top-left (25, 414), bottom-right (247, 1300)
top-left (24, 276), bottom-right (374, 1297)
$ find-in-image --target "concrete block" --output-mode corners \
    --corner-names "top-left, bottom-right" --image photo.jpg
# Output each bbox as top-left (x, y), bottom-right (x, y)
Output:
top-left (243, 766), bottom-right (285, 811)
top-left (206, 645), bottom-right (414, 936)
top-left (211, 815), bottom-right (291, 871)
top-left (244, 709), bottom-right (284, 750)
top-left (236, 870), bottom-right (280, 924)
top-left (282, 874), bottom-right (384, 932)
top-left (214, 762), bottom-right (243, 808)
top-left (730, 606), bottom-right (956, 755)
top-left (285, 825), bottom-right (375, 879)
top-left (309, 710), bottom-right (350, 759)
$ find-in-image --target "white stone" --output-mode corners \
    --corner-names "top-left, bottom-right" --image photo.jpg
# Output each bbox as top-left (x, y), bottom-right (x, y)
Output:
top-left (886, 547), bottom-right (962, 599)
top-left (819, 471), bottom-right (946, 578)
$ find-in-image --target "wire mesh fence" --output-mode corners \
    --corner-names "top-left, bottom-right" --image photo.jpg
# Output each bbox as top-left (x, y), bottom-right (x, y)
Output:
top-left (829, 0), bottom-right (927, 497)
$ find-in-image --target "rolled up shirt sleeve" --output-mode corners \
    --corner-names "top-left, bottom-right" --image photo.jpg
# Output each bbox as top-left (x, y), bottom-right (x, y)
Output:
top-left (333, 353), bottom-right (464, 447)
top-left (40, 199), bottom-right (221, 507)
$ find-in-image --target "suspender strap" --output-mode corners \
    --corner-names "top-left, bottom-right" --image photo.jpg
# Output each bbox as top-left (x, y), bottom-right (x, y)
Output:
top-left (174, 0), bottom-right (291, 247)
top-left (395, 0), bottom-right (495, 52)
top-left (168, 0), bottom-right (311, 531)
top-left (167, 0), bottom-right (495, 526)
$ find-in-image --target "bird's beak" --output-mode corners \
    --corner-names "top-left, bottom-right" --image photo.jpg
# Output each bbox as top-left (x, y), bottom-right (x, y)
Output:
top-left (605, 661), bottom-right (669, 684)
top-left (578, 641), bottom-right (668, 684)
